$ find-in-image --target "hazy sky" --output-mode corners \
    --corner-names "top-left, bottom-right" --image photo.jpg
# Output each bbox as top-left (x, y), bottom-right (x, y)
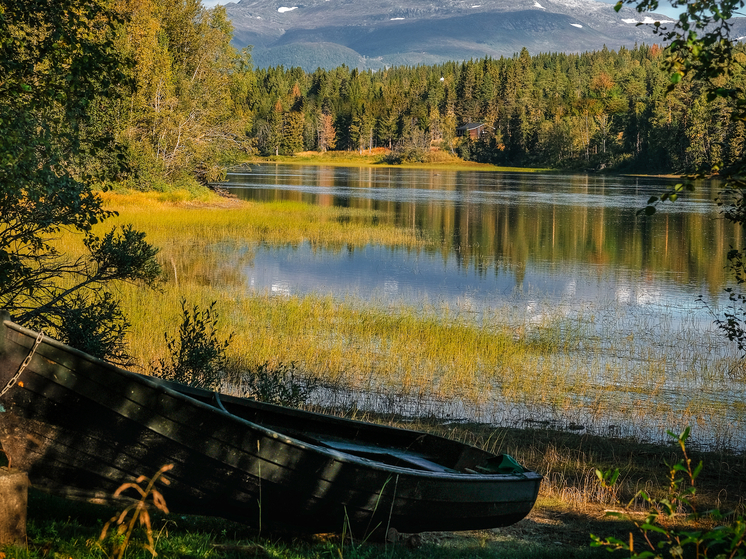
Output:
top-left (199, 0), bottom-right (685, 20)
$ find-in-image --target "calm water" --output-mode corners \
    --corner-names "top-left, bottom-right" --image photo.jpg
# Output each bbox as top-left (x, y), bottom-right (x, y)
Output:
top-left (223, 165), bottom-right (733, 318)
top-left (221, 164), bottom-right (745, 448)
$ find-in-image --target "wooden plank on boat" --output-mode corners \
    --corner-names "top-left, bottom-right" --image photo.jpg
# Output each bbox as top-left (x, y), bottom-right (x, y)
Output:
top-left (313, 437), bottom-right (458, 472)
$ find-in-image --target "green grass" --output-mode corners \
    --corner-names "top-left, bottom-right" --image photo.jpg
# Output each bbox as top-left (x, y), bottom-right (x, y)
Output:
top-left (3, 493), bottom-right (613, 559)
top-left (248, 150), bottom-right (550, 173)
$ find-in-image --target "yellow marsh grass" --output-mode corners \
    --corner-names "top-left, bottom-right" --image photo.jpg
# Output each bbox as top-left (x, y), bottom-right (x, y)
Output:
top-left (49, 192), bottom-right (570, 408)
top-left (96, 191), bottom-right (430, 248)
top-left (49, 192), bottom-right (744, 442)
top-left (251, 152), bottom-right (550, 173)
top-left (116, 284), bottom-right (561, 409)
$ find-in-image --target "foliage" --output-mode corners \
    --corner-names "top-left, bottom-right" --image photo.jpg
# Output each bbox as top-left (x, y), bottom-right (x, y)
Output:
top-left (244, 45), bottom-right (745, 172)
top-left (153, 299), bottom-right (234, 390)
top-left (99, 464), bottom-right (173, 559)
top-left (114, 0), bottom-right (255, 188)
top-left (616, 0), bottom-right (746, 356)
top-left (383, 122), bottom-right (431, 164)
top-left (0, 0), bottom-right (161, 362)
top-left (242, 361), bottom-right (318, 407)
top-left (591, 427), bottom-right (746, 558)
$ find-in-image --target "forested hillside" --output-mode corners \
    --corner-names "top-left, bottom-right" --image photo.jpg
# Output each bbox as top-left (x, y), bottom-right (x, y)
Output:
top-left (247, 45), bottom-right (746, 173)
top-left (38, 0), bottom-right (745, 188)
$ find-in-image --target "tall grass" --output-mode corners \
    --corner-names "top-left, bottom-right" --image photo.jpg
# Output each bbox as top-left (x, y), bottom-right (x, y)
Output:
top-left (96, 191), bottom-right (431, 249)
top-left (51, 191), bottom-right (746, 451)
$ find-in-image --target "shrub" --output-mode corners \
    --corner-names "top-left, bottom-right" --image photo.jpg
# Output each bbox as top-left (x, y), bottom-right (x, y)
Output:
top-left (591, 427), bottom-right (746, 558)
top-left (153, 300), bottom-right (233, 390)
top-left (242, 361), bottom-right (317, 408)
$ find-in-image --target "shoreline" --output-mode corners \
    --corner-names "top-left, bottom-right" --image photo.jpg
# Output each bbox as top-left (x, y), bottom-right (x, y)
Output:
top-left (240, 152), bottom-right (551, 173)
top-left (6, 419), bottom-right (745, 558)
top-left (237, 151), bottom-right (686, 178)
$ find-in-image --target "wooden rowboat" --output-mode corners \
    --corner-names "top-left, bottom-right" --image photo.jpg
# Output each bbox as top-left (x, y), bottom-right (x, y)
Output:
top-left (0, 312), bottom-right (541, 534)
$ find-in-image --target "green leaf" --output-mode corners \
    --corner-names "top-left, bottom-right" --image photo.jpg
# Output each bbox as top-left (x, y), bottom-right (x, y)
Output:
top-left (670, 72), bottom-right (682, 83)
top-left (641, 524), bottom-right (668, 535)
top-left (693, 461), bottom-right (703, 478)
top-left (680, 426), bottom-right (691, 442)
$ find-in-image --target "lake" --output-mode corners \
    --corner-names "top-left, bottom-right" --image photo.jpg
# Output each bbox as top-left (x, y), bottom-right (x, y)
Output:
top-left (221, 163), bottom-right (745, 449)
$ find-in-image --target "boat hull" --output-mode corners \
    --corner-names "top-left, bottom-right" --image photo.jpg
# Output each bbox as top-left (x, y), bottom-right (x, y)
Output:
top-left (0, 313), bottom-right (541, 534)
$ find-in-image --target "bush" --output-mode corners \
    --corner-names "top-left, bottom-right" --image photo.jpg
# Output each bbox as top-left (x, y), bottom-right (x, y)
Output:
top-left (382, 125), bottom-right (430, 164)
top-left (153, 300), bottom-right (233, 390)
top-left (591, 427), bottom-right (746, 558)
top-left (242, 361), bottom-right (317, 408)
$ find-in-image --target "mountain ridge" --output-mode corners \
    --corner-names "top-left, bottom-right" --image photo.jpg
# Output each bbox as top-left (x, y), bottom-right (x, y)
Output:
top-left (224, 0), bottom-right (742, 70)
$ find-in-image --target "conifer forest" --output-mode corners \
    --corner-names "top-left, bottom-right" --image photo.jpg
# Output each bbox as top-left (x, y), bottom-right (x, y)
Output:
top-left (23, 0), bottom-right (742, 192)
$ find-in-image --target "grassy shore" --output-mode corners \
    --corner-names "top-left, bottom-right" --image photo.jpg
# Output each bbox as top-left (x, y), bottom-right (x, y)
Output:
top-left (12, 189), bottom-right (742, 558)
top-left (48, 190), bottom-right (743, 446)
top-left (245, 148), bottom-right (551, 173)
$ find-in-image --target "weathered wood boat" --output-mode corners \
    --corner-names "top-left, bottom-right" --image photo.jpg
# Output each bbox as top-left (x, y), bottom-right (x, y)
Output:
top-left (0, 312), bottom-right (541, 534)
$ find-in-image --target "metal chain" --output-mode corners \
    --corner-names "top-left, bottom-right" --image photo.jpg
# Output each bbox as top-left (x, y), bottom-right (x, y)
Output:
top-left (0, 330), bottom-right (44, 398)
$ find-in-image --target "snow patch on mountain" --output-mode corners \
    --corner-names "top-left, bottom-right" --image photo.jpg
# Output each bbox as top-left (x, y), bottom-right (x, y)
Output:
top-left (545, 0), bottom-right (606, 11)
top-left (534, 1), bottom-right (546, 8)
top-left (570, 22), bottom-right (582, 27)
top-left (640, 15), bottom-right (673, 23)
top-left (278, 6), bottom-right (298, 12)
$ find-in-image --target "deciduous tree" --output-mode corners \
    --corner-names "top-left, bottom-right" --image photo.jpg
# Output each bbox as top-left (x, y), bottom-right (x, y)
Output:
top-left (621, 0), bottom-right (746, 354)
top-left (0, 0), bottom-right (161, 361)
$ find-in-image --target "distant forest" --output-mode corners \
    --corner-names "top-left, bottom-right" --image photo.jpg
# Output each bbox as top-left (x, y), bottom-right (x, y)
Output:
top-left (65, 0), bottom-right (745, 190)
top-left (249, 44), bottom-right (746, 173)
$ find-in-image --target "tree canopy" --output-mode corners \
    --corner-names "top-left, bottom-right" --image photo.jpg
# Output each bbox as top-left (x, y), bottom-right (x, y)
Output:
top-left (239, 45), bottom-right (746, 173)
top-left (0, 0), bottom-right (161, 361)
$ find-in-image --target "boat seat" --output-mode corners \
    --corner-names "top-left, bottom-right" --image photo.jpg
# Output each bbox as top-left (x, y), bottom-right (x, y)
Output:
top-left (313, 437), bottom-right (458, 473)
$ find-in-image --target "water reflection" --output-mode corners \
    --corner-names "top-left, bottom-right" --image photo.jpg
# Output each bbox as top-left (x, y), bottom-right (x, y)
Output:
top-left (221, 164), bottom-right (744, 449)
top-left (223, 164), bottom-right (736, 306)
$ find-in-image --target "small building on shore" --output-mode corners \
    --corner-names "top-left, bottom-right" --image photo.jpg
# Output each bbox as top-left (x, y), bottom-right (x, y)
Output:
top-left (456, 123), bottom-right (491, 140)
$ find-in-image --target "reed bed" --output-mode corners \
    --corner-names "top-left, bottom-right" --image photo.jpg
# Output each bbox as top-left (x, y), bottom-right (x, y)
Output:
top-left (50, 191), bottom-right (746, 452)
top-left (96, 191), bottom-right (432, 249)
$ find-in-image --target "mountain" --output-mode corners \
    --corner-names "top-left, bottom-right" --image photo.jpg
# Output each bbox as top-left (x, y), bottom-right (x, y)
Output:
top-left (224, 0), bottom-right (743, 70)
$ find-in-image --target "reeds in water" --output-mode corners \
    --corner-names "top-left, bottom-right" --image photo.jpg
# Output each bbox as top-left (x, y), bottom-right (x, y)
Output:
top-left (50, 192), bottom-right (746, 451)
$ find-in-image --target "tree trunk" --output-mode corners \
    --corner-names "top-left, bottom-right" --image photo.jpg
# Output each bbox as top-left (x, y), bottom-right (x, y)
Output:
top-left (0, 469), bottom-right (28, 547)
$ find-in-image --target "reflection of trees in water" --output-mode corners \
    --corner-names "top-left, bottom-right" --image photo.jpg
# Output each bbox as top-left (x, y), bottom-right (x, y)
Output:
top-left (227, 167), bottom-right (737, 292)
top-left (159, 241), bottom-right (254, 288)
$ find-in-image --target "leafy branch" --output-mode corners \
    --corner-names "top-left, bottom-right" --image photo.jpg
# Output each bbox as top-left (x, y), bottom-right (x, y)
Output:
top-left (591, 427), bottom-right (746, 558)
